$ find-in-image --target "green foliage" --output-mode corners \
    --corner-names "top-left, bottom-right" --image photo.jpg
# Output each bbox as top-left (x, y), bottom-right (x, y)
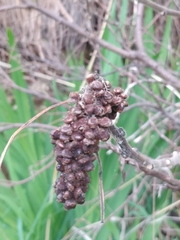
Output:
top-left (0, 2), bottom-right (179, 239)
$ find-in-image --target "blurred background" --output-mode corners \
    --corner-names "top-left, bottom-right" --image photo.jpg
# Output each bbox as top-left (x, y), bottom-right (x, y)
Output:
top-left (0, 0), bottom-right (180, 239)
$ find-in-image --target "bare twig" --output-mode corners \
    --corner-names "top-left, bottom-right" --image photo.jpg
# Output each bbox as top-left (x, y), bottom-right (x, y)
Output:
top-left (0, 67), bottom-right (60, 103)
top-left (135, 3), bottom-right (145, 52)
top-left (109, 125), bottom-right (180, 191)
top-left (0, 159), bottom-right (54, 187)
top-left (138, 0), bottom-right (180, 17)
top-left (0, 1), bottom-right (179, 88)
top-left (0, 123), bottom-right (56, 132)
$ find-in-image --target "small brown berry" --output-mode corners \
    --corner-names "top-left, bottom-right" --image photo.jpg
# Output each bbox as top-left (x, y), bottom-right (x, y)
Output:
top-left (75, 171), bottom-right (85, 180)
top-left (82, 162), bottom-right (94, 172)
top-left (66, 173), bottom-right (75, 182)
top-left (57, 181), bottom-right (67, 191)
top-left (64, 164), bottom-right (72, 173)
top-left (112, 96), bottom-right (123, 106)
top-left (83, 138), bottom-right (95, 146)
top-left (61, 125), bottom-right (72, 135)
top-left (78, 156), bottom-right (90, 164)
top-left (121, 93), bottom-right (127, 99)
top-left (95, 89), bottom-right (105, 97)
top-left (86, 73), bottom-right (95, 84)
top-left (73, 107), bottom-right (82, 116)
top-left (104, 91), bottom-right (113, 102)
top-left (63, 191), bottom-right (72, 200)
top-left (90, 80), bottom-right (104, 90)
top-left (56, 140), bottom-right (65, 149)
top-left (74, 188), bottom-right (84, 200)
top-left (71, 162), bottom-right (81, 171)
top-left (64, 199), bottom-right (76, 210)
top-left (66, 182), bottom-right (75, 192)
top-left (61, 149), bottom-right (73, 158)
top-left (98, 117), bottom-right (112, 127)
top-left (50, 129), bottom-right (60, 140)
top-left (105, 81), bottom-right (111, 89)
top-left (84, 104), bottom-right (94, 115)
top-left (69, 92), bottom-right (80, 101)
top-left (64, 113), bottom-right (76, 124)
top-left (84, 131), bottom-right (95, 140)
top-left (59, 133), bottom-right (70, 143)
top-left (83, 93), bottom-right (95, 104)
top-left (71, 132), bottom-right (83, 141)
top-left (88, 116), bottom-right (98, 128)
top-left (94, 105), bottom-right (105, 116)
top-left (98, 127), bottom-right (110, 141)
top-left (57, 193), bottom-right (65, 203)
top-left (61, 158), bottom-right (71, 165)
top-left (113, 87), bottom-right (123, 95)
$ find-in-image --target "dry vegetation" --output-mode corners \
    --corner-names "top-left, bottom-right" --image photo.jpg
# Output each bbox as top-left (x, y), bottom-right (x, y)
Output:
top-left (0, 0), bottom-right (180, 239)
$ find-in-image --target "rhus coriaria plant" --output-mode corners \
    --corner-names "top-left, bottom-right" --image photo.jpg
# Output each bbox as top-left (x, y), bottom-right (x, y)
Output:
top-left (50, 73), bottom-right (128, 210)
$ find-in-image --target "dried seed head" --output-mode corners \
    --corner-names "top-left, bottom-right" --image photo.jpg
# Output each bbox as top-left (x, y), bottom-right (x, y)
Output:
top-left (52, 72), bottom-right (128, 210)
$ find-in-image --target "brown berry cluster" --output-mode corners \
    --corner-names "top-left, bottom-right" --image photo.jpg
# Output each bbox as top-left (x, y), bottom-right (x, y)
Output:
top-left (50, 72), bottom-right (128, 210)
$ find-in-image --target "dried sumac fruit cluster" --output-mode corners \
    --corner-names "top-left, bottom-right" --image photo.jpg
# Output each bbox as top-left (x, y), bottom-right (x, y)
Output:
top-left (50, 72), bottom-right (128, 210)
